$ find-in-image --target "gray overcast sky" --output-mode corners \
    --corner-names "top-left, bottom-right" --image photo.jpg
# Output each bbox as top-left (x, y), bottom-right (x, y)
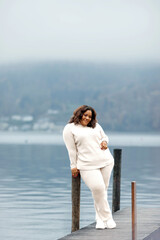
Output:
top-left (0, 0), bottom-right (160, 64)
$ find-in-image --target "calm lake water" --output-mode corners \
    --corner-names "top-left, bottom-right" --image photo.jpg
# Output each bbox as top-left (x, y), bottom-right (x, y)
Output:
top-left (0, 132), bottom-right (160, 240)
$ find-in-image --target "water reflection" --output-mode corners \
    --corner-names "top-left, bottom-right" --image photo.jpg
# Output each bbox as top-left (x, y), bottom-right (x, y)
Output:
top-left (0, 145), bottom-right (160, 240)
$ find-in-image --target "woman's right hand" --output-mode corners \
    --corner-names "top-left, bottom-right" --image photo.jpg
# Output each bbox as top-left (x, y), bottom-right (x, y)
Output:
top-left (71, 168), bottom-right (79, 177)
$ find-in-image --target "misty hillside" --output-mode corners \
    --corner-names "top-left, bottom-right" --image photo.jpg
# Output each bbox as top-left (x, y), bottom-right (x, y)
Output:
top-left (0, 61), bottom-right (160, 132)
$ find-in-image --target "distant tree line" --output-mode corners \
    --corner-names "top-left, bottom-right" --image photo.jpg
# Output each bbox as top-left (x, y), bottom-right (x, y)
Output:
top-left (0, 61), bottom-right (160, 132)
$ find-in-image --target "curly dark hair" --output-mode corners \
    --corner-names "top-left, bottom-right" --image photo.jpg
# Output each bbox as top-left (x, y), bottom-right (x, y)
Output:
top-left (69, 105), bottom-right (97, 128)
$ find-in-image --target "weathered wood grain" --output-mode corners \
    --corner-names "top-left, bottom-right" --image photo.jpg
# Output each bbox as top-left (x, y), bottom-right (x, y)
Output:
top-left (58, 208), bottom-right (160, 240)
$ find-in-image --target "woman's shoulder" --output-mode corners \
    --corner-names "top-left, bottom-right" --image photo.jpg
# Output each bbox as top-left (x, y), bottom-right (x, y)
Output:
top-left (64, 122), bottom-right (79, 132)
top-left (95, 123), bottom-right (104, 131)
top-left (95, 122), bottom-right (101, 128)
top-left (63, 122), bottom-right (74, 131)
top-left (63, 123), bottom-right (74, 137)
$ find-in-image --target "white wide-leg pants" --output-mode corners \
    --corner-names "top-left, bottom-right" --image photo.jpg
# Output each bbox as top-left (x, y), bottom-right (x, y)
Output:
top-left (80, 162), bottom-right (114, 222)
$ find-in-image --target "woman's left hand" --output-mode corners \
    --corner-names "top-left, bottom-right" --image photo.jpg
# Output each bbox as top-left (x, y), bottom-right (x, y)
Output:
top-left (100, 141), bottom-right (108, 150)
top-left (71, 168), bottom-right (80, 178)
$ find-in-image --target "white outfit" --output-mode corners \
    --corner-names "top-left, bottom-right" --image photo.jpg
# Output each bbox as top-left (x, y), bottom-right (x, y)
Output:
top-left (80, 163), bottom-right (114, 222)
top-left (63, 122), bottom-right (114, 224)
top-left (63, 123), bottom-right (114, 170)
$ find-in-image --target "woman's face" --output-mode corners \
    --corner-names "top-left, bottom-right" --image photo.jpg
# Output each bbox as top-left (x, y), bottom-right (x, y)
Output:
top-left (80, 110), bottom-right (92, 126)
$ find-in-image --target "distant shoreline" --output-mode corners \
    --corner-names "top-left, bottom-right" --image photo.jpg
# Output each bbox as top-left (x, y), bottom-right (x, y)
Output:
top-left (0, 131), bottom-right (160, 146)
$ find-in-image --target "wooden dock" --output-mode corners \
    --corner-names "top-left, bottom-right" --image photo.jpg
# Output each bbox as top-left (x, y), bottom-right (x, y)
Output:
top-left (58, 208), bottom-right (160, 240)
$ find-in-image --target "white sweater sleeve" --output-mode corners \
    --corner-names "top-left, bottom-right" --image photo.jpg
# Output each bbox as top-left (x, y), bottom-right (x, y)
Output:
top-left (63, 124), bottom-right (77, 169)
top-left (97, 123), bottom-right (109, 143)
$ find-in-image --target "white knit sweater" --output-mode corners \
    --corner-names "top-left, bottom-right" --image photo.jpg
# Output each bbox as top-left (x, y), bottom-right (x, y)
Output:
top-left (63, 123), bottom-right (114, 170)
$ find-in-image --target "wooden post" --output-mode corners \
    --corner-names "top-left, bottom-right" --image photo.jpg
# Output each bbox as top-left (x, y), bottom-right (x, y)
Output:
top-left (112, 149), bottom-right (122, 213)
top-left (71, 173), bottom-right (81, 232)
top-left (132, 181), bottom-right (137, 240)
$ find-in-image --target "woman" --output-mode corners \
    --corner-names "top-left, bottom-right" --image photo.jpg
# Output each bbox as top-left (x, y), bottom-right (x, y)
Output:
top-left (63, 105), bottom-right (116, 229)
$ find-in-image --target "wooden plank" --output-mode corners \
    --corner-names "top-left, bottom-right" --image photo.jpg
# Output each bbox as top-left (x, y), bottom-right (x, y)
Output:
top-left (112, 149), bottom-right (122, 213)
top-left (58, 208), bottom-right (160, 240)
top-left (72, 174), bottom-right (81, 232)
top-left (132, 181), bottom-right (137, 240)
top-left (143, 227), bottom-right (160, 240)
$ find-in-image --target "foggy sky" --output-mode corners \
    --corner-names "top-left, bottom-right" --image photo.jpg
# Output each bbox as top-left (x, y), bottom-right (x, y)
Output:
top-left (0, 0), bottom-right (160, 64)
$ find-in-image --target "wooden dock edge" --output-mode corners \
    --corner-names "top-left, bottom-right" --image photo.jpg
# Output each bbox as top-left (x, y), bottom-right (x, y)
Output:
top-left (58, 208), bottom-right (160, 240)
top-left (143, 227), bottom-right (160, 240)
